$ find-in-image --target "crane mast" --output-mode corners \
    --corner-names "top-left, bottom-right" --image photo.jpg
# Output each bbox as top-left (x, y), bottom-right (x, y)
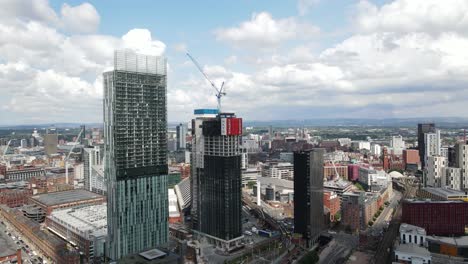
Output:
top-left (65, 128), bottom-right (84, 185)
top-left (186, 52), bottom-right (226, 111)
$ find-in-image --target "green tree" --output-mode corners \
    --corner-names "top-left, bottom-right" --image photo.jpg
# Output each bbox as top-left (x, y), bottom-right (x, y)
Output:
top-left (247, 181), bottom-right (256, 189)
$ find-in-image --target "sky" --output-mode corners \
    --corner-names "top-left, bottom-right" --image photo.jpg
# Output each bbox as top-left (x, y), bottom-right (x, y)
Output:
top-left (2, 0), bottom-right (468, 125)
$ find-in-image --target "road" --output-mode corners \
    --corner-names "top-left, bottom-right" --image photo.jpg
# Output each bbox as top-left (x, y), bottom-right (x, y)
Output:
top-left (318, 232), bottom-right (359, 264)
top-left (369, 191), bottom-right (402, 236)
top-left (373, 179), bottom-right (418, 264)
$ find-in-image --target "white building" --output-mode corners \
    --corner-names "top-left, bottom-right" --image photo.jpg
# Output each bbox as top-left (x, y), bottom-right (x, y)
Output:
top-left (394, 243), bottom-right (431, 264)
top-left (261, 162), bottom-right (294, 180)
top-left (338, 138), bottom-right (352, 146)
top-left (455, 142), bottom-right (468, 191)
top-left (400, 223), bottom-right (427, 246)
top-left (391, 135), bottom-right (405, 155)
top-left (425, 155), bottom-right (446, 187)
top-left (444, 167), bottom-right (462, 190)
top-left (358, 167), bottom-right (390, 187)
top-left (353, 141), bottom-right (371, 151)
top-left (395, 223), bottom-right (431, 264)
top-left (371, 143), bottom-right (381, 156)
top-left (424, 130), bottom-right (441, 165)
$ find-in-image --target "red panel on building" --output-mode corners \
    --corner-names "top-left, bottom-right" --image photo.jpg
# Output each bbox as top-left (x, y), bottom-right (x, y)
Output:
top-left (226, 118), bottom-right (242, 135)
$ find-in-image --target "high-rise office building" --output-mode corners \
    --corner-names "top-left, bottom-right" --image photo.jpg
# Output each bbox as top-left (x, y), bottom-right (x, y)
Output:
top-left (80, 125), bottom-right (87, 146)
top-left (104, 50), bottom-right (168, 260)
top-left (44, 127), bottom-right (58, 156)
top-left (424, 130), bottom-right (441, 165)
top-left (425, 155), bottom-right (446, 187)
top-left (83, 145), bottom-right (103, 193)
top-left (191, 109), bottom-right (243, 251)
top-left (418, 123), bottom-right (436, 168)
top-left (294, 149), bottom-right (325, 247)
top-left (176, 123), bottom-right (187, 150)
top-left (455, 142), bottom-right (468, 191)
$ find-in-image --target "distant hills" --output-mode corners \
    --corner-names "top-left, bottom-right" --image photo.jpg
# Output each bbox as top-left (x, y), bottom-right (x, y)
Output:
top-left (1, 117), bottom-right (468, 129)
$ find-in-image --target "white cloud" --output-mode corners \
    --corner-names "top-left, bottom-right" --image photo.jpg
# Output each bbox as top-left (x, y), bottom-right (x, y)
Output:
top-left (297, 0), bottom-right (320, 16)
top-left (0, 1), bottom-right (167, 124)
top-left (61, 3), bottom-right (100, 33)
top-left (122, 29), bottom-right (166, 56)
top-left (0, 0), bottom-right (60, 25)
top-left (214, 12), bottom-right (320, 49)
top-left (356, 0), bottom-right (468, 36)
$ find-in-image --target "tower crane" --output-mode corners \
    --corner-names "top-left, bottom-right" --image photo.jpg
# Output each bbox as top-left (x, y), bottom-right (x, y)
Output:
top-left (186, 52), bottom-right (226, 111)
top-left (65, 127), bottom-right (84, 185)
top-left (3, 140), bottom-right (12, 156)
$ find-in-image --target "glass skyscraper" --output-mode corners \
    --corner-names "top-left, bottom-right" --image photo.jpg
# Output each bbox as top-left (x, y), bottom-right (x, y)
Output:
top-left (191, 110), bottom-right (244, 251)
top-left (104, 50), bottom-right (168, 260)
top-left (294, 149), bottom-right (324, 247)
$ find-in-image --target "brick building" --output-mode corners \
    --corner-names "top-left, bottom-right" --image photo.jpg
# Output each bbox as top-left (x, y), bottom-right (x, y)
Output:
top-left (323, 164), bottom-right (348, 180)
top-left (0, 189), bottom-right (32, 208)
top-left (323, 191), bottom-right (340, 222)
top-left (29, 189), bottom-right (105, 215)
top-left (403, 149), bottom-right (420, 171)
top-left (402, 200), bottom-right (468, 236)
top-left (0, 205), bottom-right (80, 263)
top-left (347, 164), bottom-right (360, 181)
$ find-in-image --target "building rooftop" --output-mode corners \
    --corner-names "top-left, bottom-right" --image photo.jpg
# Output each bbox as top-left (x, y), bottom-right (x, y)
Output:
top-left (324, 179), bottom-right (353, 189)
top-left (48, 203), bottom-right (107, 239)
top-left (257, 177), bottom-right (293, 190)
top-left (422, 187), bottom-right (468, 198)
top-left (426, 235), bottom-right (468, 247)
top-left (394, 243), bottom-right (431, 257)
top-left (117, 248), bottom-right (180, 264)
top-left (31, 189), bottom-right (104, 206)
top-left (174, 177), bottom-right (190, 211)
top-left (0, 230), bottom-right (17, 258)
top-left (400, 223), bottom-right (426, 236)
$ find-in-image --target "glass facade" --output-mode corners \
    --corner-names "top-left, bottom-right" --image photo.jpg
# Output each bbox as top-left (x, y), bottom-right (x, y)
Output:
top-left (191, 113), bottom-right (243, 243)
top-left (294, 149), bottom-right (324, 247)
top-left (104, 50), bottom-right (168, 260)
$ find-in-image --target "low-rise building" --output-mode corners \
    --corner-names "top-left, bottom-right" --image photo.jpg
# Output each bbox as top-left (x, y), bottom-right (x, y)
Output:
top-left (46, 204), bottom-right (107, 263)
top-left (29, 189), bottom-right (105, 215)
top-left (402, 199), bottom-right (468, 236)
top-left (418, 187), bottom-right (468, 201)
top-left (0, 205), bottom-right (80, 263)
top-left (394, 243), bottom-right (431, 264)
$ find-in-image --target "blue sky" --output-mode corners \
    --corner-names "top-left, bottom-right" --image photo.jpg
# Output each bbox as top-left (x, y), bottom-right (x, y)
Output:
top-left (2, 0), bottom-right (468, 125)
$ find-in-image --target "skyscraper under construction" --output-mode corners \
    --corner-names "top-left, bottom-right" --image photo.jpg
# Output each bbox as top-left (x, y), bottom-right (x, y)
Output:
top-left (104, 50), bottom-right (168, 260)
top-left (191, 109), bottom-right (244, 251)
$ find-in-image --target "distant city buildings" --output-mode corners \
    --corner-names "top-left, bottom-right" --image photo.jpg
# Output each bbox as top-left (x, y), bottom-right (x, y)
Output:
top-left (294, 149), bottom-right (324, 247)
top-left (104, 50), bottom-right (169, 260)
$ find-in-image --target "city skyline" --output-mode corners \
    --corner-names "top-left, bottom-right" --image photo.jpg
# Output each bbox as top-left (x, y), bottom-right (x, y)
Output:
top-left (3, 0), bottom-right (468, 125)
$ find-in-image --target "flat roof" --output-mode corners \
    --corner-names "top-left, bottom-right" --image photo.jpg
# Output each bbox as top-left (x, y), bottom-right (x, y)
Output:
top-left (0, 231), bottom-right (17, 257)
top-left (31, 189), bottom-right (104, 206)
top-left (48, 204), bottom-right (107, 239)
top-left (423, 187), bottom-right (468, 197)
top-left (427, 235), bottom-right (468, 247)
top-left (395, 243), bottom-right (431, 257)
top-left (118, 248), bottom-right (179, 264)
top-left (140, 249), bottom-right (167, 260)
